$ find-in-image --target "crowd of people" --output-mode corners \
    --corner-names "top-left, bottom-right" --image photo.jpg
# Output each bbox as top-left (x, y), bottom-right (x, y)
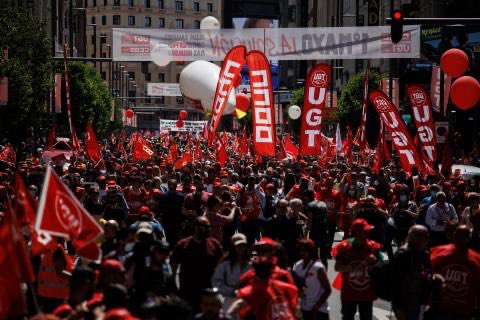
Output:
top-left (2, 132), bottom-right (480, 320)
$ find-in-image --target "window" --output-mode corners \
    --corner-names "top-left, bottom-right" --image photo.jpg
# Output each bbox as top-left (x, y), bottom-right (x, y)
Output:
top-left (158, 73), bottom-right (165, 82)
top-left (288, 5), bottom-right (296, 22)
top-left (175, 19), bottom-right (184, 29)
top-left (176, 96), bottom-right (184, 104)
top-left (193, 20), bottom-right (200, 29)
top-left (156, 97), bottom-right (165, 104)
top-left (113, 15), bottom-right (121, 25)
top-left (158, 17), bottom-right (165, 28)
top-left (113, 0), bottom-right (120, 6)
top-left (157, 0), bottom-right (164, 9)
top-left (175, 1), bottom-right (183, 11)
top-left (100, 33), bottom-right (107, 44)
top-left (104, 0), bottom-right (108, 5)
top-left (145, 16), bottom-right (151, 27)
top-left (102, 15), bottom-right (107, 25)
top-left (128, 71), bottom-right (135, 80)
top-left (92, 0), bottom-right (97, 6)
top-left (128, 16), bottom-right (135, 25)
top-left (207, 2), bottom-right (213, 13)
top-left (91, 16), bottom-right (96, 24)
top-left (128, 0), bottom-right (135, 7)
top-left (193, 1), bottom-right (199, 12)
top-left (144, 0), bottom-right (151, 8)
top-left (145, 73), bottom-right (151, 81)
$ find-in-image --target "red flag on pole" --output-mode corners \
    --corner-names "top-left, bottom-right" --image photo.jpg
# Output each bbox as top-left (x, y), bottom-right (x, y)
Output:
top-left (208, 45), bottom-right (246, 145)
top-left (299, 64), bottom-right (330, 156)
top-left (167, 143), bottom-right (178, 164)
top-left (216, 136), bottom-right (228, 167)
top-left (369, 90), bottom-right (424, 173)
top-left (35, 167), bottom-right (103, 261)
top-left (175, 150), bottom-right (193, 170)
top-left (247, 50), bottom-right (276, 157)
top-left (283, 134), bottom-right (299, 160)
top-left (132, 135), bottom-right (154, 162)
top-left (85, 123), bottom-right (102, 164)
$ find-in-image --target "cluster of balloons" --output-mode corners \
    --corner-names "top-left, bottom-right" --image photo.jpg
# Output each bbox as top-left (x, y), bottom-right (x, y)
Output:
top-left (440, 48), bottom-right (480, 110)
top-left (176, 110), bottom-right (188, 128)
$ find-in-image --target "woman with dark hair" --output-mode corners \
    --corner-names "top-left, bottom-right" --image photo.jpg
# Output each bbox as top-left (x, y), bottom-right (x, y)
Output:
top-left (211, 233), bottom-right (251, 314)
top-left (292, 239), bottom-right (331, 320)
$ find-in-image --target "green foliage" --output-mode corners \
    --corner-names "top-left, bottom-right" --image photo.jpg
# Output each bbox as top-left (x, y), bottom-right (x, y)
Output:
top-left (292, 87), bottom-right (304, 107)
top-left (54, 61), bottom-right (122, 137)
top-left (336, 70), bottom-right (382, 146)
top-left (0, 2), bottom-right (52, 142)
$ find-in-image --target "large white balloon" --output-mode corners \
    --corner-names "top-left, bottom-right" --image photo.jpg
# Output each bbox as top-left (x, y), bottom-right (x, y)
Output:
top-left (151, 43), bottom-right (172, 67)
top-left (179, 60), bottom-right (236, 114)
top-left (288, 105), bottom-right (302, 120)
top-left (200, 16), bottom-right (220, 30)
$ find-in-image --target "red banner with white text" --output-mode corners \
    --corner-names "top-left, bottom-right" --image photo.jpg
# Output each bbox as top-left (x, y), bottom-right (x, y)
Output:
top-left (207, 45), bottom-right (246, 145)
top-left (407, 84), bottom-right (437, 165)
top-left (299, 64), bottom-right (330, 156)
top-left (246, 50), bottom-right (276, 157)
top-left (369, 90), bottom-right (424, 173)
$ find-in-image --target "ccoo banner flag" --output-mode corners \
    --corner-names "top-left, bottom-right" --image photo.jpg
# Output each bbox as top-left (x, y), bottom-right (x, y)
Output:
top-left (299, 64), bottom-right (330, 156)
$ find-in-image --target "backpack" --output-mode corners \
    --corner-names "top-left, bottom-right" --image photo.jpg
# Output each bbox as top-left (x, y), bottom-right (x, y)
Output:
top-left (369, 259), bottom-right (392, 301)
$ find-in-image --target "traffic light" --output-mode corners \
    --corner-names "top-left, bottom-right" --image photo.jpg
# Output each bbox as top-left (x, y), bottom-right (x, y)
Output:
top-left (390, 10), bottom-right (404, 44)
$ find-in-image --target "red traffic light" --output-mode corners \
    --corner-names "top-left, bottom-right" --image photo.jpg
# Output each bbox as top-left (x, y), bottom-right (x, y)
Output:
top-left (393, 10), bottom-right (402, 20)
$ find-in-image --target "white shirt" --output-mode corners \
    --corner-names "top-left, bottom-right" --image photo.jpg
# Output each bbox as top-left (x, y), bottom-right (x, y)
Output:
top-left (293, 259), bottom-right (329, 313)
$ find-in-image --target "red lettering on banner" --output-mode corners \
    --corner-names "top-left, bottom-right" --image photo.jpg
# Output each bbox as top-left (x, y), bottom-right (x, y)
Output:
top-left (369, 90), bottom-right (424, 173)
top-left (407, 84), bottom-right (437, 165)
top-left (247, 51), bottom-right (276, 156)
top-left (299, 64), bottom-right (330, 155)
top-left (121, 34), bottom-right (150, 45)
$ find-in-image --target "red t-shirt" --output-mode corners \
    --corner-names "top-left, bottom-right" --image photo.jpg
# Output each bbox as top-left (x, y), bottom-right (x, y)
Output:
top-left (122, 187), bottom-right (146, 214)
top-left (237, 278), bottom-right (298, 320)
top-left (333, 239), bottom-right (380, 301)
top-left (319, 187), bottom-right (342, 224)
top-left (431, 244), bottom-right (480, 317)
top-left (240, 266), bottom-right (295, 288)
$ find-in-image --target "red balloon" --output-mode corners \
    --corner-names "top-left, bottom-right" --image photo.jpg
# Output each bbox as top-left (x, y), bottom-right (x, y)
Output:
top-left (179, 110), bottom-right (188, 120)
top-left (235, 93), bottom-right (250, 112)
top-left (126, 109), bottom-right (134, 119)
top-left (176, 119), bottom-right (184, 128)
top-left (450, 76), bottom-right (480, 110)
top-left (440, 48), bottom-right (469, 78)
top-left (232, 74), bottom-right (242, 87)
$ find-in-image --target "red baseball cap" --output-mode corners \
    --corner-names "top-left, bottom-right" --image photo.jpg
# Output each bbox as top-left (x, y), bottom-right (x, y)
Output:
top-left (351, 218), bottom-right (373, 233)
top-left (101, 259), bottom-right (125, 273)
top-left (107, 180), bottom-right (117, 188)
top-left (104, 308), bottom-right (139, 320)
top-left (53, 303), bottom-right (73, 317)
top-left (138, 206), bottom-right (150, 215)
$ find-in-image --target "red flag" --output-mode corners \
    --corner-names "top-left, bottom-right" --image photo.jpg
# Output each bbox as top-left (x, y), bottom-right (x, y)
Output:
top-left (46, 126), bottom-right (56, 150)
top-left (71, 128), bottom-right (82, 154)
top-left (85, 123), bottom-right (102, 164)
top-left (369, 90), bottom-right (424, 173)
top-left (283, 134), bottom-right (299, 160)
top-left (216, 136), bottom-right (228, 167)
top-left (194, 139), bottom-right (203, 161)
top-left (175, 150), bottom-right (193, 170)
top-left (35, 167), bottom-right (103, 261)
top-left (0, 202), bottom-right (34, 318)
top-left (208, 45), bottom-right (246, 145)
top-left (372, 123), bottom-right (385, 174)
top-left (358, 62), bottom-right (370, 152)
top-left (299, 64), bottom-right (330, 155)
top-left (407, 84), bottom-right (437, 166)
top-left (247, 50), bottom-right (276, 157)
top-left (167, 143), bottom-right (178, 164)
top-left (132, 134), bottom-right (154, 162)
top-left (0, 144), bottom-right (15, 164)
top-left (239, 127), bottom-right (250, 156)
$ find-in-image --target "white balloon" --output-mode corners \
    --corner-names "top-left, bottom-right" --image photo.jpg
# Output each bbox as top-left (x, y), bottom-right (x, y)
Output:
top-left (200, 16), bottom-right (220, 30)
top-left (179, 60), bottom-right (236, 114)
top-left (288, 105), bottom-right (302, 120)
top-left (151, 43), bottom-right (172, 67)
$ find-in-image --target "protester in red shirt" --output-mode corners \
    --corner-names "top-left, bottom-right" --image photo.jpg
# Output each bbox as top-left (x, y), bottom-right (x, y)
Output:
top-left (333, 219), bottom-right (382, 320)
top-left (430, 225), bottom-right (480, 320)
top-left (228, 254), bottom-right (298, 320)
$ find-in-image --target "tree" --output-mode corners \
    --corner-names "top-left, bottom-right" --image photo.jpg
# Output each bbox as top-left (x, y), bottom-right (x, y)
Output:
top-left (0, 2), bottom-right (52, 143)
top-left (336, 70), bottom-right (382, 146)
top-left (54, 61), bottom-right (122, 138)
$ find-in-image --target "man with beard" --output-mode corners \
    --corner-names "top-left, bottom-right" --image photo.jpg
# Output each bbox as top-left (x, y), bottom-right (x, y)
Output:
top-left (171, 217), bottom-right (223, 310)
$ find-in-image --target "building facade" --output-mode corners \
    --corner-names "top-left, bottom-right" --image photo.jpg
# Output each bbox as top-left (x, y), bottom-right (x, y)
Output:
top-left (85, 0), bottom-right (222, 130)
